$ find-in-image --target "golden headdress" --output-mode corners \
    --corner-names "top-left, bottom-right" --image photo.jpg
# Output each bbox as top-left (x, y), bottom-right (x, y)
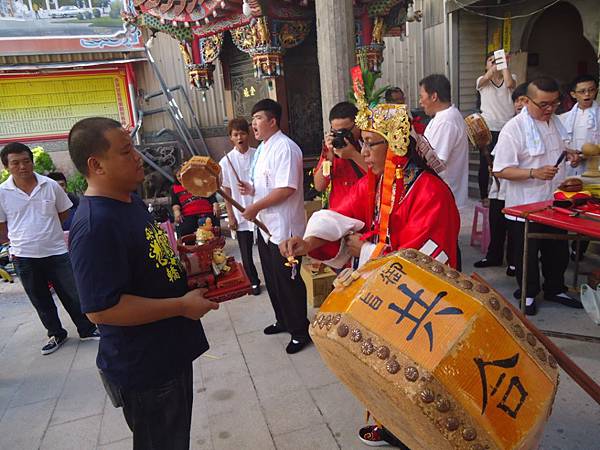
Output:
top-left (351, 66), bottom-right (411, 156)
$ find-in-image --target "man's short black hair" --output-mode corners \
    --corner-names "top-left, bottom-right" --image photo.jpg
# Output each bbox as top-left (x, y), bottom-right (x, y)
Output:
top-left (512, 82), bottom-right (529, 103)
top-left (68, 117), bottom-right (122, 176)
top-left (384, 87), bottom-right (405, 103)
top-left (570, 74), bottom-right (599, 92)
top-left (419, 74), bottom-right (451, 103)
top-left (328, 102), bottom-right (358, 123)
top-left (251, 99), bottom-right (282, 127)
top-left (527, 76), bottom-right (560, 97)
top-left (47, 172), bottom-right (67, 183)
top-left (1, 142), bottom-right (33, 167)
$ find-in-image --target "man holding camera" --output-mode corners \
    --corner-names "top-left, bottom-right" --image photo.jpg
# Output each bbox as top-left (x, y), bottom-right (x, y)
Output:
top-left (313, 102), bottom-right (367, 209)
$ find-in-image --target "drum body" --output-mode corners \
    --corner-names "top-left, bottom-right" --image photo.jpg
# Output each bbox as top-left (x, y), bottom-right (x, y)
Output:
top-left (311, 249), bottom-right (558, 450)
top-left (465, 113), bottom-right (492, 148)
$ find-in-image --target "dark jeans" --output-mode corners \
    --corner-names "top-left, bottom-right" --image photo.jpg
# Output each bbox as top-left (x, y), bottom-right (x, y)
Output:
top-left (485, 198), bottom-right (515, 266)
top-left (237, 230), bottom-right (260, 286)
top-left (478, 131), bottom-right (499, 199)
top-left (102, 363), bottom-right (193, 450)
top-left (509, 221), bottom-right (569, 298)
top-left (14, 253), bottom-right (95, 339)
top-left (257, 234), bottom-right (309, 341)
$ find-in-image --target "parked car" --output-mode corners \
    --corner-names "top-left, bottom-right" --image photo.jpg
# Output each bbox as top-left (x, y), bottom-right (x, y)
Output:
top-left (50, 5), bottom-right (80, 18)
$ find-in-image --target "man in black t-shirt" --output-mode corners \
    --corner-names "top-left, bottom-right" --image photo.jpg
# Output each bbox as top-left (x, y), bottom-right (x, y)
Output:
top-left (67, 117), bottom-right (218, 450)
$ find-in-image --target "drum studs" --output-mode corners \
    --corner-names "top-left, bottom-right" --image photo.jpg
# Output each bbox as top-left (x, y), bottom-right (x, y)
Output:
top-left (501, 307), bottom-right (513, 321)
top-left (488, 297), bottom-right (500, 310)
top-left (462, 427), bottom-right (477, 441)
top-left (459, 280), bottom-right (473, 290)
top-left (431, 264), bottom-right (444, 274)
top-left (548, 354), bottom-right (558, 369)
top-left (470, 444), bottom-right (484, 450)
top-left (474, 284), bottom-right (490, 294)
top-left (512, 324), bottom-right (525, 339)
top-left (386, 356), bottom-right (400, 374)
top-left (536, 348), bottom-right (547, 362)
top-left (376, 346), bottom-right (390, 360)
top-left (403, 249), bottom-right (418, 259)
top-left (445, 417), bottom-right (460, 432)
top-left (435, 397), bottom-right (450, 413)
top-left (446, 270), bottom-right (459, 279)
top-left (361, 339), bottom-right (374, 355)
top-left (350, 328), bottom-right (362, 342)
top-left (526, 333), bottom-right (537, 347)
top-left (404, 366), bottom-right (419, 382)
top-left (332, 314), bottom-right (341, 325)
top-left (420, 389), bottom-right (434, 403)
top-left (419, 255), bottom-right (433, 264)
top-left (337, 323), bottom-right (349, 338)
top-left (325, 315), bottom-right (333, 330)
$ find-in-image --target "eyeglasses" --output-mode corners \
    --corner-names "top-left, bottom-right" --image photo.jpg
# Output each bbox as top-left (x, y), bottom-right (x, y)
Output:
top-left (361, 140), bottom-right (387, 151)
top-left (527, 97), bottom-right (561, 111)
top-left (574, 88), bottom-right (598, 95)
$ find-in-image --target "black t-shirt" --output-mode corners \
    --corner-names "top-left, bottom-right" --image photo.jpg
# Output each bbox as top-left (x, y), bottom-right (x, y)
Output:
top-left (69, 194), bottom-right (208, 389)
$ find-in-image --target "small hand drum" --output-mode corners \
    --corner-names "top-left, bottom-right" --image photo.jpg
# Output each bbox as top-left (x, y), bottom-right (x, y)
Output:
top-left (465, 113), bottom-right (492, 148)
top-left (180, 156), bottom-right (221, 198)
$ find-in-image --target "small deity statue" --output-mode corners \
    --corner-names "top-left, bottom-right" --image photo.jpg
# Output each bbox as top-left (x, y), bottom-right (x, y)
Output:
top-left (196, 218), bottom-right (215, 244)
top-left (212, 248), bottom-right (231, 276)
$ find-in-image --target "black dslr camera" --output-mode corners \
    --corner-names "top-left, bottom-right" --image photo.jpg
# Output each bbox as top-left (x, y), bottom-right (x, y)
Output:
top-left (331, 128), bottom-right (354, 149)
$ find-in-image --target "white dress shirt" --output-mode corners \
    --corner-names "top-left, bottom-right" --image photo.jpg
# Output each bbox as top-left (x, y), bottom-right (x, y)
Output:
top-left (424, 105), bottom-right (469, 210)
top-left (219, 147), bottom-right (256, 232)
top-left (493, 110), bottom-right (567, 220)
top-left (0, 173), bottom-right (72, 257)
top-left (252, 130), bottom-right (306, 245)
top-left (559, 102), bottom-right (600, 176)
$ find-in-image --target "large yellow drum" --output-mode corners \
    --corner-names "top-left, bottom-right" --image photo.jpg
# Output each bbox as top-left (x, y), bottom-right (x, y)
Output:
top-left (311, 249), bottom-right (558, 450)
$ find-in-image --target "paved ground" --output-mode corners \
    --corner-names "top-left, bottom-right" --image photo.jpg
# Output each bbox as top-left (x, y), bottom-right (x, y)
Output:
top-left (1, 200), bottom-right (599, 450)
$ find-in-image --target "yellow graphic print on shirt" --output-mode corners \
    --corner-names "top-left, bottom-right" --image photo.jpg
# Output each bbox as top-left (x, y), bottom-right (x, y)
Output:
top-left (145, 222), bottom-right (182, 283)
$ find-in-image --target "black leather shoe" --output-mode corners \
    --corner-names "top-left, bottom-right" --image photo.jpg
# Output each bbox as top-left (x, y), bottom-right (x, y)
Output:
top-left (251, 284), bottom-right (261, 296)
top-left (525, 300), bottom-right (538, 316)
top-left (544, 294), bottom-right (584, 309)
top-left (263, 323), bottom-right (286, 335)
top-left (506, 266), bottom-right (516, 277)
top-left (513, 289), bottom-right (521, 300)
top-left (286, 337), bottom-right (310, 354)
top-left (474, 259), bottom-right (502, 268)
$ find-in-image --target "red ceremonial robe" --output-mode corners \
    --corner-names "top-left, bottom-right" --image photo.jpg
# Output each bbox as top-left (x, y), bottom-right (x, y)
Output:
top-left (309, 170), bottom-right (460, 269)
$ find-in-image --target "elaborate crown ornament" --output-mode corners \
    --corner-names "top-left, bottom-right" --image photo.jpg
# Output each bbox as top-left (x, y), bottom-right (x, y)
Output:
top-left (351, 66), bottom-right (411, 156)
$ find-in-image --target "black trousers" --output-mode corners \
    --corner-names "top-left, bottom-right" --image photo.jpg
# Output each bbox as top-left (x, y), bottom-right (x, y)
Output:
top-left (14, 253), bottom-right (96, 339)
top-left (478, 131), bottom-right (499, 199)
top-left (102, 363), bottom-right (193, 450)
top-left (485, 199), bottom-right (515, 266)
top-left (509, 220), bottom-right (568, 298)
top-left (236, 230), bottom-right (260, 286)
top-left (257, 234), bottom-right (309, 341)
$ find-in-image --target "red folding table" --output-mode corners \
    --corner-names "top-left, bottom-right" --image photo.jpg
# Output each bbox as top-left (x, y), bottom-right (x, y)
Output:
top-left (503, 201), bottom-right (600, 342)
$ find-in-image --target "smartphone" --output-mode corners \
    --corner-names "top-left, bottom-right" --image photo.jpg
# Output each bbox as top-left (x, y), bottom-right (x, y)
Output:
top-left (494, 49), bottom-right (508, 70)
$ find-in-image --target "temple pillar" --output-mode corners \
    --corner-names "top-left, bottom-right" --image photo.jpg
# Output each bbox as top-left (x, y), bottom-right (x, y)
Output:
top-left (315, 0), bottom-right (355, 131)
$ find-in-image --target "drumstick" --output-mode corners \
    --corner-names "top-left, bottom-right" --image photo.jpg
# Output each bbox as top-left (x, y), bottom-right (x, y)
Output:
top-left (555, 150), bottom-right (567, 167)
top-left (471, 273), bottom-right (600, 405)
top-left (224, 151), bottom-right (242, 185)
top-left (217, 187), bottom-right (271, 237)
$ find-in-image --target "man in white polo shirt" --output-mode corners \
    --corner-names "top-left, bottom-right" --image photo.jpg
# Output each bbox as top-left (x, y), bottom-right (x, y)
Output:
top-left (239, 99), bottom-right (309, 354)
top-left (0, 142), bottom-right (98, 355)
top-left (420, 74), bottom-right (469, 211)
top-left (493, 77), bottom-right (583, 315)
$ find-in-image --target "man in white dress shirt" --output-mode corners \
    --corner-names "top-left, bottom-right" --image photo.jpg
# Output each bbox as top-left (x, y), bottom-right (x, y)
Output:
top-left (219, 117), bottom-right (261, 295)
top-left (559, 75), bottom-right (599, 261)
top-left (493, 76), bottom-right (583, 315)
top-left (420, 74), bottom-right (469, 211)
top-left (239, 99), bottom-right (310, 354)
